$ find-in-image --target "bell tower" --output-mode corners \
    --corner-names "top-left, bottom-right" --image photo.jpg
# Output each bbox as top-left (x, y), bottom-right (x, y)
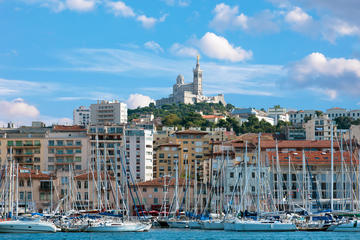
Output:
top-left (193, 55), bottom-right (203, 95)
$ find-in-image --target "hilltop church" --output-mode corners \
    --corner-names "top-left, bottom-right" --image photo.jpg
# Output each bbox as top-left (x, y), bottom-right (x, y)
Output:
top-left (156, 56), bottom-right (226, 106)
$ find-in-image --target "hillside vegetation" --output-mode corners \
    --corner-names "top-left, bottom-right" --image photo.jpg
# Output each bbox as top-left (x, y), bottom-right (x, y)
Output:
top-left (128, 103), bottom-right (289, 135)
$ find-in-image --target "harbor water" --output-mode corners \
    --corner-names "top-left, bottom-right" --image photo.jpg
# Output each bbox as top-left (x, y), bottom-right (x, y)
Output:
top-left (0, 229), bottom-right (359, 240)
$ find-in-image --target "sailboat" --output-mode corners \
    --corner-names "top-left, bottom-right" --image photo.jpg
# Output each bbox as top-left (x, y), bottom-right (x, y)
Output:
top-left (0, 148), bottom-right (57, 233)
top-left (224, 134), bottom-right (297, 232)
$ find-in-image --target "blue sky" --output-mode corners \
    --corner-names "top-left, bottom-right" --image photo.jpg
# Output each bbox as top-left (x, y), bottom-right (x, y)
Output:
top-left (1, 0), bottom-right (360, 125)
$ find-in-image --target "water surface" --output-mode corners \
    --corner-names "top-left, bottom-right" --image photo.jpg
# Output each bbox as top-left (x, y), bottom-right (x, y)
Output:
top-left (0, 229), bottom-right (359, 240)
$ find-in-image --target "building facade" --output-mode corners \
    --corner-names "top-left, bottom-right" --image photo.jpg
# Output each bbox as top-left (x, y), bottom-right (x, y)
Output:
top-left (73, 106), bottom-right (90, 126)
top-left (90, 100), bottom-right (127, 125)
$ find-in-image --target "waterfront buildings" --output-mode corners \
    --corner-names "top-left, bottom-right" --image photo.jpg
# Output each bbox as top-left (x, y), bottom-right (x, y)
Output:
top-left (288, 110), bottom-right (317, 125)
top-left (325, 107), bottom-right (360, 120)
top-left (304, 115), bottom-right (336, 141)
top-left (90, 100), bottom-right (127, 125)
top-left (267, 107), bottom-right (289, 125)
top-left (232, 108), bottom-right (275, 125)
top-left (156, 56), bottom-right (225, 106)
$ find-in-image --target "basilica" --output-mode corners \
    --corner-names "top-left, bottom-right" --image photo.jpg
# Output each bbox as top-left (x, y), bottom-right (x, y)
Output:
top-left (156, 56), bottom-right (226, 106)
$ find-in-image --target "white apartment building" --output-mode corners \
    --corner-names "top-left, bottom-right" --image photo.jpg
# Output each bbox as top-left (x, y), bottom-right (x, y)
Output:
top-left (326, 107), bottom-right (360, 120)
top-left (73, 106), bottom-right (90, 126)
top-left (267, 107), bottom-right (289, 125)
top-left (125, 129), bottom-right (153, 182)
top-left (288, 110), bottom-right (317, 125)
top-left (232, 108), bottom-right (275, 125)
top-left (90, 100), bottom-right (127, 125)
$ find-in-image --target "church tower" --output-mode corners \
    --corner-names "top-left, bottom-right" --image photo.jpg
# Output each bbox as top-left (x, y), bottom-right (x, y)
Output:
top-left (193, 55), bottom-right (203, 96)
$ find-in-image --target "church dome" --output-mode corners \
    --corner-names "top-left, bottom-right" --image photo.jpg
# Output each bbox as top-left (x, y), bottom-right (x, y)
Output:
top-left (176, 74), bottom-right (184, 85)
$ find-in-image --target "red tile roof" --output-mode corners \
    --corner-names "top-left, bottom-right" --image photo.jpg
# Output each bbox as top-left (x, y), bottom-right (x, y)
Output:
top-left (267, 151), bottom-right (356, 166)
top-left (52, 125), bottom-right (87, 132)
top-left (75, 171), bottom-right (115, 180)
top-left (260, 140), bottom-right (340, 149)
top-left (17, 169), bottom-right (52, 180)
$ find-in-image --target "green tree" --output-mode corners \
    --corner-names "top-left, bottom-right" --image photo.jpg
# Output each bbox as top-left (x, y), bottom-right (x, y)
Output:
top-left (335, 116), bottom-right (352, 129)
top-left (315, 110), bottom-right (323, 117)
top-left (162, 114), bottom-right (181, 126)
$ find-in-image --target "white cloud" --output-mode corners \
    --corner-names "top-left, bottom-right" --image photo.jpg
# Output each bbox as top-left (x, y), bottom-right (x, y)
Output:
top-left (136, 15), bottom-right (157, 28)
top-left (197, 32), bottom-right (252, 62)
top-left (144, 41), bottom-right (164, 53)
top-left (126, 93), bottom-right (155, 109)
top-left (287, 52), bottom-right (360, 98)
top-left (0, 78), bottom-right (55, 96)
top-left (210, 3), bottom-right (248, 32)
top-left (170, 43), bottom-right (198, 58)
top-left (162, 0), bottom-right (190, 7)
top-left (65, 0), bottom-right (95, 11)
top-left (0, 98), bottom-right (39, 119)
top-left (105, 1), bottom-right (135, 17)
top-left (209, 3), bottom-right (279, 34)
top-left (285, 7), bottom-right (312, 26)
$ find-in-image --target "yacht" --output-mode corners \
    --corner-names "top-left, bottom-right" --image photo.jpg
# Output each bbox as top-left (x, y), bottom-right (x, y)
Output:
top-left (225, 219), bottom-right (297, 232)
top-left (85, 220), bottom-right (151, 232)
top-left (0, 218), bottom-right (57, 233)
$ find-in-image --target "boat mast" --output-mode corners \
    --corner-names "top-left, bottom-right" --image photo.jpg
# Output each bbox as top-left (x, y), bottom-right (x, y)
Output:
top-left (302, 149), bottom-right (306, 211)
top-left (257, 133), bottom-right (261, 219)
top-left (288, 154), bottom-right (291, 211)
top-left (340, 130), bottom-right (344, 211)
top-left (115, 144), bottom-right (119, 211)
top-left (96, 133), bottom-right (102, 210)
top-left (330, 122), bottom-right (334, 211)
top-left (175, 159), bottom-right (179, 213)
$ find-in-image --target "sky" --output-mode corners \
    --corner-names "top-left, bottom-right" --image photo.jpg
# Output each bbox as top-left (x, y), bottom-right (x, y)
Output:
top-left (1, 0), bottom-right (360, 126)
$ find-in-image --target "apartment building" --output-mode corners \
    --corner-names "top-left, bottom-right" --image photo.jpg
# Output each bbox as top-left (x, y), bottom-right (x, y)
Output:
top-left (325, 107), bottom-right (360, 120)
top-left (288, 110), bottom-right (317, 125)
top-left (125, 129), bottom-right (153, 182)
top-left (131, 177), bottom-right (194, 216)
top-left (73, 106), bottom-right (90, 126)
top-left (153, 130), bottom-right (211, 183)
top-left (267, 107), bottom-right (289, 125)
top-left (304, 115), bottom-right (336, 140)
top-left (90, 100), bottom-right (127, 125)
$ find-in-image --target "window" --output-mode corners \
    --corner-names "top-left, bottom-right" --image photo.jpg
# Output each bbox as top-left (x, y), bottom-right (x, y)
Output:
top-left (19, 192), bottom-right (24, 200)
top-left (27, 192), bottom-right (32, 200)
top-left (77, 192), bottom-right (81, 200)
top-left (27, 179), bottom-right (31, 187)
top-left (77, 181), bottom-right (81, 189)
top-left (19, 180), bottom-right (24, 187)
top-left (230, 172), bottom-right (234, 178)
top-left (154, 198), bottom-right (158, 204)
top-left (84, 192), bottom-right (88, 200)
top-left (84, 181), bottom-right (88, 189)
top-left (143, 188), bottom-right (147, 192)
top-left (159, 153), bottom-right (164, 158)
top-left (154, 187), bottom-right (158, 192)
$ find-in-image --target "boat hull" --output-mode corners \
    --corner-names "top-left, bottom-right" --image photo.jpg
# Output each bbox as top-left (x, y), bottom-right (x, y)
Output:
top-left (201, 221), bottom-right (224, 230)
top-left (167, 221), bottom-right (188, 228)
top-left (188, 221), bottom-right (202, 229)
top-left (86, 222), bottom-right (151, 232)
top-left (0, 220), bottom-right (57, 233)
top-left (332, 221), bottom-right (360, 232)
top-left (226, 221), bottom-right (297, 232)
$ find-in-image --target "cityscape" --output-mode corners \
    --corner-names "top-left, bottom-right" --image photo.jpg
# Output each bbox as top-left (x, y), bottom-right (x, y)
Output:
top-left (1, 0), bottom-right (360, 238)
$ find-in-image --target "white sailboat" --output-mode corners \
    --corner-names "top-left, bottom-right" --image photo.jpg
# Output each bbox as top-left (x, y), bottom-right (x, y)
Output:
top-left (86, 219), bottom-right (151, 232)
top-left (0, 218), bottom-right (57, 233)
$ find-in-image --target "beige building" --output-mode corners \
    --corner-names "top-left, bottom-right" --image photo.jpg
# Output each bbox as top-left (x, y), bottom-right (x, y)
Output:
top-left (304, 115), bottom-right (336, 140)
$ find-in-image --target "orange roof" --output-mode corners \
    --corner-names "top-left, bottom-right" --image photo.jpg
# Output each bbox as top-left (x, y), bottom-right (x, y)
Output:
top-left (202, 115), bottom-right (225, 119)
top-left (260, 140), bottom-right (340, 149)
top-left (75, 171), bottom-right (115, 180)
top-left (52, 125), bottom-right (86, 132)
top-left (267, 151), bottom-right (356, 166)
top-left (17, 169), bottom-right (52, 180)
top-left (136, 177), bottom-right (192, 187)
top-left (175, 130), bottom-right (208, 135)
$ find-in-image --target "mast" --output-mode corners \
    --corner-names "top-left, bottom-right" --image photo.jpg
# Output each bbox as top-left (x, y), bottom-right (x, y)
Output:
top-left (104, 143), bottom-right (108, 210)
top-left (244, 141), bottom-right (248, 211)
top-left (115, 144), bottom-right (119, 211)
top-left (257, 133), bottom-right (261, 219)
top-left (275, 140), bottom-right (282, 210)
top-left (288, 154), bottom-right (291, 211)
top-left (15, 163), bottom-right (18, 218)
top-left (96, 133), bottom-right (102, 210)
top-left (340, 130), bottom-right (344, 211)
top-left (175, 159), bottom-right (179, 212)
top-left (330, 122), bottom-right (334, 211)
top-left (302, 149), bottom-right (306, 211)
top-left (194, 159), bottom-right (197, 214)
